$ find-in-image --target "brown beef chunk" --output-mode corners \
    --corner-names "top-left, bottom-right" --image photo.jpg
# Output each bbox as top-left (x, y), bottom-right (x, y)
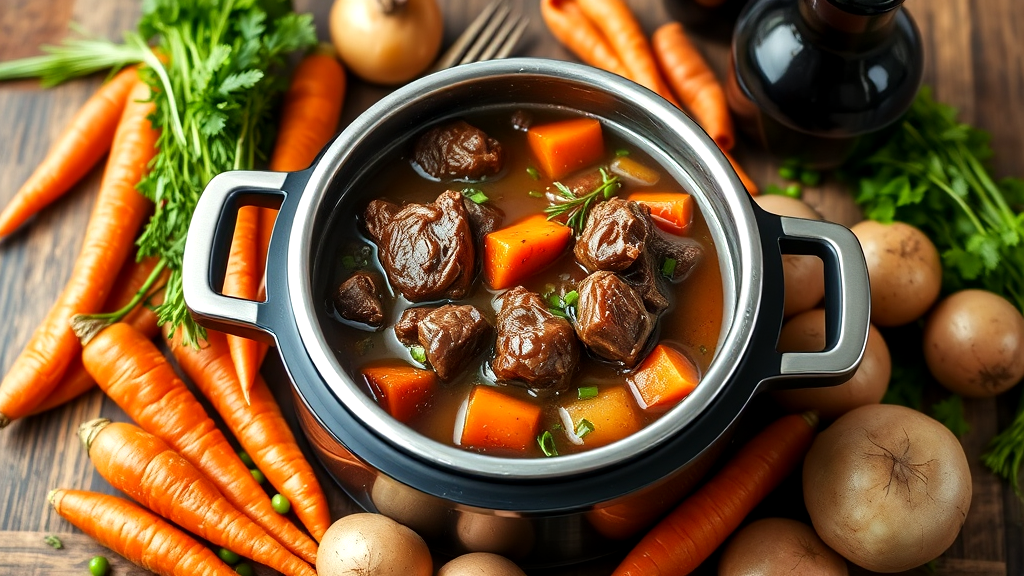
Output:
top-left (574, 271), bottom-right (654, 366)
top-left (463, 198), bottom-right (504, 246)
top-left (417, 305), bottom-right (493, 381)
top-left (492, 287), bottom-right (579, 391)
top-left (414, 120), bottom-right (504, 180)
top-left (623, 250), bottom-right (670, 313)
top-left (574, 198), bottom-right (650, 272)
top-left (363, 190), bottom-right (475, 302)
top-left (395, 306), bottom-right (436, 344)
top-left (649, 230), bottom-right (703, 282)
top-left (333, 270), bottom-right (386, 327)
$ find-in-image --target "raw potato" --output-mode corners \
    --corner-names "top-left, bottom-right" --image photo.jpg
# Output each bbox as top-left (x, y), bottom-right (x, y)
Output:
top-left (317, 513), bottom-right (432, 576)
top-left (803, 404), bottom-right (971, 573)
top-left (851, 220), bottom-right (942, 326)
top-left (718, 517), bottom-right (848, 576)
top-left (438, 552), bottom-right (527, 576)
top-left (330, 0), bottom-right (443, 85)
top-left (773, 309), bottom-right (891, 419)
top-left (755, 195), bottom-right (826, 317)
top-left (923, 289), bottom-right (1024, 397)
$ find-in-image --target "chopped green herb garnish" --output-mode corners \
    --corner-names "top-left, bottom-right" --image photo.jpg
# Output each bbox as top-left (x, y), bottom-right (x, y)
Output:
top-left (528, 190), bottom-right (544, 198)
top-left (661, 258), bottom-right (677, 278)
top-left (545, 167), bottom-right (621, 234)
top-left (527, 166), bottom-right (541, 180)
top-left (575, 418), bottom-right (595, 438)
top-left (800, 169), bottom-right (822, 186)
top-left (542, 284), bottom-right (557, 298)
top-left (577, 386), bottom-right (598, 400)
top-left (538, 430), bottom-right (559, 457)
top-left (43, 535), bottom-right (63, 549)
top-left (562, 290), bottom-right (579, 307)
top-left (699, 344), bottom-right (708, 355)
top-left (547, 294), bottom-right (562, 308)
top-left (549, 308), bottom-right (569, 319)
top-left (615, 149), bottom-right (631, 157)
top-left (778, 165), bottom-right (798, 180)
top-left (462, 188), bottom-right (489, 204)
top-left (341, 255), bottom-right (358, 269)
top-left (409, 345), bottom-right (427, 364)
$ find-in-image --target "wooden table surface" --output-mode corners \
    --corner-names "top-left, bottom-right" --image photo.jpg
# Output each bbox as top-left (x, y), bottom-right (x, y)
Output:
top-left (1, 0), bottom-right (1022, 574)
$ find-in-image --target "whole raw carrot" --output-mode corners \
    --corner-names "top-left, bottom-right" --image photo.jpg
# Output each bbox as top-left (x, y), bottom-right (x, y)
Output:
top-left (652, 22), bottom-right (734, 151)
top-left (81, 323), bottom-right (319, 564)
top-left (169, 329), bottom-right (332, 542)
top-left (575, 0), bottom-right (679, 106)
top-left (0, 79), bottom-right (156, 428)
top-left (0, 67), bottom-right (137, 238)
top-left (30, 256), bottom-right (162, 415)
top-left (49, 489), bottom-right (237, 576)
top-left (79, 419), bottom-right (316, 576)
top-left (722, 149), bottom-right (759, 195)
top-left (223, 203), bottom-right (262, 402)
top-left (611, 412), bottom-right (818, 576)
top-left (540, 0), bottom-right (630, 78)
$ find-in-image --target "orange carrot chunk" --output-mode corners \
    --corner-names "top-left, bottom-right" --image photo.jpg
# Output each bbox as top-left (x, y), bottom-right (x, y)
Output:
top-left (484, 214), bottom-right (573, 290)
top-left (362, 365), bottom-right (437, 423)
top-left (460, 386), bottom-right (543, 452)
top-left (539, 0), bottom-right (630, 78)
top-left (628, 344), bottom-right (700, 411)
top-left (527, 118), bottom-right (605, 180)
top-left (561, 386), bottom-right (642, 448)
top-left (628, 192), bottom-right (694, 235)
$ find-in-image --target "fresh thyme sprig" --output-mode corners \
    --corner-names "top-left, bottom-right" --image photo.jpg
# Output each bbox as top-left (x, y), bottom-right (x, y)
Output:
top-left (544, 167), bottom-right (620, 234)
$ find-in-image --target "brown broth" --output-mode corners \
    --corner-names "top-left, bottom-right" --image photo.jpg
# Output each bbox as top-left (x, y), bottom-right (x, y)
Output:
top-left (319, 108), bottom-right (723, 458)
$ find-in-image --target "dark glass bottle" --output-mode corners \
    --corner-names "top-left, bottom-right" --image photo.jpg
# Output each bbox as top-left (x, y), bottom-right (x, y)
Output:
top-left (727, 0), bottom-right (923, 169)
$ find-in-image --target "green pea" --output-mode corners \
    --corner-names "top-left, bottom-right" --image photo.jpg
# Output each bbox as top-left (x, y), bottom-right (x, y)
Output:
top-left (235, 562), bottom-right (255, 576)
top-left (800, 169), bottom-right (822, 186)
top-left (784, 184), bottom-right (802, 198)
top-left (217, 548), bottom-right (241, 565)
top-left (271, 493), bottom-right (291, 515)
top-left (777, 165), bottom-right (798, 180)
top-left (250, 469), bottom-right (266, 484)
top-left (237, 451), bottom-right (255, 468)
top-left (88, 556), bottom-right (110, 576)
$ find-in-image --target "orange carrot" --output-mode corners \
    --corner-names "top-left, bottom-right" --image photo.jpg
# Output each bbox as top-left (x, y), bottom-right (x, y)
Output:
top-left (362, 364), bottom-right (438, 423)
top-left (611, 412), bottom-right (819, 575)
top-left (81, 323), bottom-right (319, 564)
top-left (30, 257), bottom-right (163, 415)
top-left (575, 0), bottom-right (679, 106)
top-left (0, 67), bottom-right (138, 238)
top-left (723, 149), bottom-right (759, 195)
top-left (223, 204), bottom-right (262, 401)
top-left (628, 192), bottom-right (694, 235)
top-left (49, 489), bottom-right (237, 576)
top-left (540, 0), bottom-right (630, 78)
top-left (168, 329), bottom-right (332, 543)
top-left (79, 419), bottom-right (316, 576)
top-left (460, 385), bottom-right (543, 452)
top-left (628, 344), bottom-right (700, 411)
top-left (562, 386), bottom-right (642, 448)
top-left (0, 79), bottom-right (156, 428)
top-left (484, 214), bottom-right (573, 289)
top-left (652, 22), bottom-right (735, 151)
top-left (528, 117), bottom-right (605, 179)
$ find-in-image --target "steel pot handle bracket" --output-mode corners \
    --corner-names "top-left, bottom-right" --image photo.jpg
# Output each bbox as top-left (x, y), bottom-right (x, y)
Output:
top-left (181, 170), bottom-right (292, 344)
top-left (752, 205), bottom-right (871, 391)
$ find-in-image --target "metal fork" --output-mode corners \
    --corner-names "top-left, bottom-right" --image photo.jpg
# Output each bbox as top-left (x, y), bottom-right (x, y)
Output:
top-left (430, 0), bottom-right (529, 72)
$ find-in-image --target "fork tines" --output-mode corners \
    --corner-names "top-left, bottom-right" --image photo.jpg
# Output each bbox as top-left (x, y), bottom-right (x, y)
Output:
top-left (432, 0), bottom-right (529, 72)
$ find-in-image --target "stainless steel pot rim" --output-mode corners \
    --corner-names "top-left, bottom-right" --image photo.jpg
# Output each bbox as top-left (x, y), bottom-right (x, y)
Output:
top-left (286, 58), bottom-right (764, 479)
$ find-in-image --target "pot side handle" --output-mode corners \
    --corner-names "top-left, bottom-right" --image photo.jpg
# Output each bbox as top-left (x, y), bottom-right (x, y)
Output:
top-left (181, 170), bottom-right (287, 345)
top-left (775, 216), bottom-right (871, 383)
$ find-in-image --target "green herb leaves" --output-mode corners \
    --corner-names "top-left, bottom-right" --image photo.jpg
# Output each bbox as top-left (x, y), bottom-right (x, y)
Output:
top-left (544, 167), bottom-right (620, 234)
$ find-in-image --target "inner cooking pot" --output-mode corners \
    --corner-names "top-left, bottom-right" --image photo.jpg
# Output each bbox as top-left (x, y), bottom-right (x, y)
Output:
top-left (181, 58), bottom-right (869, 565)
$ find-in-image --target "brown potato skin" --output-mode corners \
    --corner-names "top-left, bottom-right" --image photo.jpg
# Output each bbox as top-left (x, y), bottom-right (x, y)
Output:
top-left (317, 513), bottom-right (433, 576)
top-left (773, 309), bottom-right (891, 420)
top-left (851, 220), bottom-right (942, 326)
top-left (755, 196), bottom-right (826, 317)
top-left (438, 553), bottom-right (527, 576)
top-left (718, 518), bottom-right (848, 576)
top-left (803, 404), bottom-right (971, 573)
top-left (924, 289), bottom-right (1024, 397)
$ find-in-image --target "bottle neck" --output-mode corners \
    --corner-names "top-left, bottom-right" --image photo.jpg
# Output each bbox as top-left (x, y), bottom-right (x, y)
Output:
top-left (799, 0), bottom-right (899, 49)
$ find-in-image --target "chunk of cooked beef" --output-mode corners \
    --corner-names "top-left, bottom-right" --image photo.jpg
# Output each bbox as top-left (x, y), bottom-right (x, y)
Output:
top-left (417, 305), bottom-right (493, 381)
top-left (574, 271), bottom-right (654, 366)
top-left (414, 120), bottom-right (504, 180)
top-left (334, 270), bottom-right (385, 327)
top-left (492, 287), bottom-right (579, 391)
top-left (395, 306), bottom-right (436, 344)
top-left (649, 229), bottom-right (703, 282)
top-left (363, 190), bottom-right (475, 302)
top-left (623, 250), bottom-right (670, 313)
top-left (463, 198), bottom-right (504, 246)
top-left (574, 198), bottom-right (650, 272)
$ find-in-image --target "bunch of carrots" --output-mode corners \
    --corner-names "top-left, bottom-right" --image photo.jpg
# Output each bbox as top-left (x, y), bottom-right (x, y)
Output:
top-left (0, 46), bottom-right (346, 574)
top-left (540, 0), bottom-right (759, 194)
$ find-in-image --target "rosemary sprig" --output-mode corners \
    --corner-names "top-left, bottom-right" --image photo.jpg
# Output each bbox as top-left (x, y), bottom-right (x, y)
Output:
top-left (544, 167), bottom-right (620, 234)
